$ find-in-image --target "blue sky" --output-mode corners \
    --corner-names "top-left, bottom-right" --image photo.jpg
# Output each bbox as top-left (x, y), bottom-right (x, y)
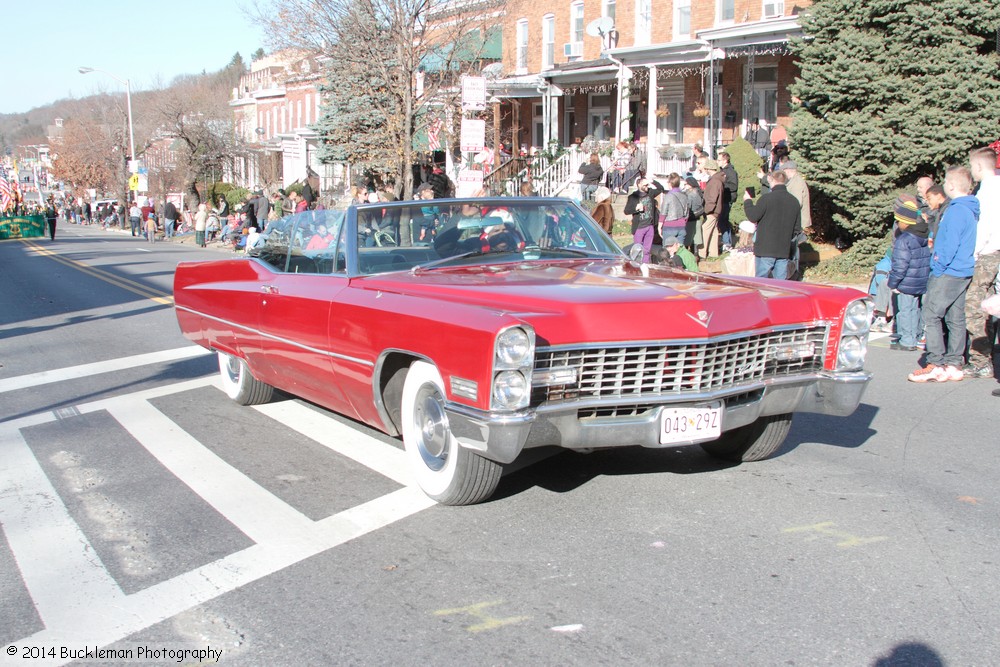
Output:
top-left (2, 0), bottom-right (267, 114)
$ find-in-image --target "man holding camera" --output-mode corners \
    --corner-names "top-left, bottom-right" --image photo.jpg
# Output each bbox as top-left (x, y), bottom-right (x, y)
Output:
top-left (743, 170), bottom-right (802, 280)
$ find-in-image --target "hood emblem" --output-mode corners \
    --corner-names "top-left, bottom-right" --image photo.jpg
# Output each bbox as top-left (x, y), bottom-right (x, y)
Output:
top-left (686, 310), bottom-right (713, 328)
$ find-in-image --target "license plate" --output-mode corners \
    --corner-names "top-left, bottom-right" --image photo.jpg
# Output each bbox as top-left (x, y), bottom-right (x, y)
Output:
top-left (660, 401), bottom-right (723, 444)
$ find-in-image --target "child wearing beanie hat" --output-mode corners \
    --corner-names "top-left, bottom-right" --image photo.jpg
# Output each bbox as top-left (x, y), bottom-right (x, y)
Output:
top-left (887, 195), bottom-right (931, 351)
top-left (893, 197), bottom-right (921, 227)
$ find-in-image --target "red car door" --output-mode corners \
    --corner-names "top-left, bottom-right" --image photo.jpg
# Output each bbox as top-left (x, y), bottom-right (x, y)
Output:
top-left (252, 211), bottom-right (351, 410)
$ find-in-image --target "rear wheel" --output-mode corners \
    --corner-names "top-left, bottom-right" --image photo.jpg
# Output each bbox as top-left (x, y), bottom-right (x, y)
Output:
top-left (217, 351), bottom-right (274, 405)
top-left (401, 361), bottom-right (502, 505)
top-left (700, 413), bottom-right (792, 462)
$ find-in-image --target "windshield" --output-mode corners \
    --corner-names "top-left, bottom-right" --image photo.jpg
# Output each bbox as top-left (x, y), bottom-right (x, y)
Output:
top-left (351, 198), bottom-right (623, 276)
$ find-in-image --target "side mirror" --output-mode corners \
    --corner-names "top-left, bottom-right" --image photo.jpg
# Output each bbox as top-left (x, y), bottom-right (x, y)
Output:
top-left (628, 243), bottom-right (644, 263)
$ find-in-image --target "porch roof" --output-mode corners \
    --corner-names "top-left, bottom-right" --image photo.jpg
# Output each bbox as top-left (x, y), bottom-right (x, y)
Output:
top-left (487, 73), bottom-right (547, 98)
top-left (542, 59), bottom-right (617, 85)
top-left (605, 40), bottom-right (713, 68)
top-left (605, 16), bottom-right (802, 67)
top-left (697, 16), bottom-right (803, 49)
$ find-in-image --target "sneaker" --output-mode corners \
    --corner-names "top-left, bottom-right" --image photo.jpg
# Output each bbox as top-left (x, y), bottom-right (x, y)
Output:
top-left (871, 317), bottom-right (893, 333)
top-left (908, 364), bottom-right (947, 383)
top-left (963, 364), bottom-right (995, 379)
top-left (943, 365), bottom-right (965, 382)
top-left (992, 386), bottom-right (1000, 397)
top-left (890, 343), bottom-right (917, 351)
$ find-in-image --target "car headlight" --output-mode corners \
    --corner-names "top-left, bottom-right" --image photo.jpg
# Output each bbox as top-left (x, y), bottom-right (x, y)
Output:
top-left (492, 371), bottom-right (528, 409)
top-left (843, 299), bottom-right (872, 334)
top-left (496, 327), bottom-right (533, 366)
top-left (837, 335), bottom-right (866, 370)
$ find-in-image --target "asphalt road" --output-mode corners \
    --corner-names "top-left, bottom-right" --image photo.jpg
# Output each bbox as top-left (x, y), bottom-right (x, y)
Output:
top-left (1, 224), bottom-right (998, 666)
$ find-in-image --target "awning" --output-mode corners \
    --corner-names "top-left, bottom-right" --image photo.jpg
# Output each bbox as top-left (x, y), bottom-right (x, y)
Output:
top-left (421, 27), bottom-right (502, 73)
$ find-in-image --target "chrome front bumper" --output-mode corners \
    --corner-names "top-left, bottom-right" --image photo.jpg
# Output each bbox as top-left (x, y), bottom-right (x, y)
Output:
top-left (445, 371), bottom-right (871, 464)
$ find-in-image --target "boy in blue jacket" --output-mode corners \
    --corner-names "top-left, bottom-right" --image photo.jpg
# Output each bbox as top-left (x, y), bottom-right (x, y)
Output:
top-left (908, 166), bottom-right (979, 383)
top-left (887, 200), bottom-right (931, 351)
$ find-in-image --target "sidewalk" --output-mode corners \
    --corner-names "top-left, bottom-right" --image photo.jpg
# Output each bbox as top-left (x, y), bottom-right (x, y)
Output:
top-left (84, 222), bottom-right (234, 254)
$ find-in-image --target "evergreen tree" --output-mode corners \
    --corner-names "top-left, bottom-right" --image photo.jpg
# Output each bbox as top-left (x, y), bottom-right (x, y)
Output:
top-left (789, 0), bottom-right (1000, 241)
top-left (313, 41), bottom-right (402, 187)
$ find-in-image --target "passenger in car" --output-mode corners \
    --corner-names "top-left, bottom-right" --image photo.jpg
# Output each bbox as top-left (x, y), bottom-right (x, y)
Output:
top-left (306, 223), bottom-right (336, 250)
top-left (415, 183), bottom-right (439, 241)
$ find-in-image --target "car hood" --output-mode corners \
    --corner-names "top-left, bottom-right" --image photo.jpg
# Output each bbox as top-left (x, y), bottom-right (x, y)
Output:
top-left (358, 259), bottom-right (857, 344)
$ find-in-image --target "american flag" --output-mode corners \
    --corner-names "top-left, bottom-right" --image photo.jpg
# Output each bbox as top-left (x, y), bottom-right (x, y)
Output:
top-left (0, 173), bottom-right (14, 211)
top-left (427, 118), bottom-right (444, 151)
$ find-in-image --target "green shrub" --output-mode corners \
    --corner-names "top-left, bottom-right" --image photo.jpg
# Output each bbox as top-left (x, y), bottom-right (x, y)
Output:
top-left (724, 137), bottom-right (764, 226)
top-left (206, 182), bottom-right (233, 205)
top-left (225, 187), bottom-right (250, 210)
top-left (803, 235), bottom-right (891, 282)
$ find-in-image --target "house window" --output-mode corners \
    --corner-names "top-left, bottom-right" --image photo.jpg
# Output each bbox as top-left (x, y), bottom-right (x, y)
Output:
top-left (762, 0), bottom-right (784, 18)
top-left (516, 19), bottom-right (528, 72)
top-left (749, 67), bottom-right (779, 128)
top-left (719, 0), bottom-right (735, 22)
top-left (570, 2), bottom-right (584, 45)
top-left (542, 14), bottom-right (555, 70)
top-left (634, 0), bottom-right (651, 46)
top-left (674, 0), bottom-right (691, 39)
top-left (603, 0), bottom-right (615, 21)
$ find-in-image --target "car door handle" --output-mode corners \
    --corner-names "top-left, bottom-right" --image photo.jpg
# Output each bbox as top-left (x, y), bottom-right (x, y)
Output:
top-left (261, 285), bottom-right (278, 294)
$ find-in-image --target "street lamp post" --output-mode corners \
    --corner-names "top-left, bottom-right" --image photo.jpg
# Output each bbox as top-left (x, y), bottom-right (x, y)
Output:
top-left (78, 67), bottom-right (135, 197)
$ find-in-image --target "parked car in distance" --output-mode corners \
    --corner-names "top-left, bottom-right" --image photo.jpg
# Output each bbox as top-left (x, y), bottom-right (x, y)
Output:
top-left (174, 197), bottom-right (873, 505)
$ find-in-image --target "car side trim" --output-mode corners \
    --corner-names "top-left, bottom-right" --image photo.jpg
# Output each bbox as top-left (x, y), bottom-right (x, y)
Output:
top-left (175, 304), bottom-right (374, 368)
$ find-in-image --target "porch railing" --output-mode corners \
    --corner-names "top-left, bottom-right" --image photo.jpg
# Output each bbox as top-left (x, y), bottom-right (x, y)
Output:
top-left (483, 143), bottom-right (700, 200)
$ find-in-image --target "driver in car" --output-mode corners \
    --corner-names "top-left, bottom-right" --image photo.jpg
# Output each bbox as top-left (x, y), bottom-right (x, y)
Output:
top-left (479, 217), bottom-right (524, 253)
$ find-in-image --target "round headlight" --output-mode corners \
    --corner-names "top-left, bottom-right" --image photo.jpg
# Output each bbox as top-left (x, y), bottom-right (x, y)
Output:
top-left (496, 328), bottom-right (532, 366)
top-left (492, 370), bottom-right (528, 409)
top-left (844, 300), bottom-right (871, 333)
top-left (837, 335), bottom-right (866, 369)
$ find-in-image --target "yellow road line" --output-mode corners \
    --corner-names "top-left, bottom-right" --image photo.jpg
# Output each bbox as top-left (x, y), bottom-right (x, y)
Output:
top-left (20, 239), bottom-right (174, 305)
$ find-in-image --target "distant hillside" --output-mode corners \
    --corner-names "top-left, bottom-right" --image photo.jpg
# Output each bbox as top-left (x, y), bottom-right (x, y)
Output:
top-left (0, 54), bottom-right (247, 157)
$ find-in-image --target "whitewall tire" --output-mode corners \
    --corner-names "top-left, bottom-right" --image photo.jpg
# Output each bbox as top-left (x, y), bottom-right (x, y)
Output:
top-left (401, 361), bottom-right (502, 505)
top-left (217, 351), bottom-right (274, 406)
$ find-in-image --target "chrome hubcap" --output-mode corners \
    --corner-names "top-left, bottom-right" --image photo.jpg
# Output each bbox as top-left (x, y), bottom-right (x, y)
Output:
top-left (414, 384), bottom-right (449, 471)
top-left (225, 356), bottom-right (241, 383)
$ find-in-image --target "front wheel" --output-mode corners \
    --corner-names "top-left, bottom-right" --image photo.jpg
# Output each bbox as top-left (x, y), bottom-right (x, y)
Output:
top-left (700, 413), bottom-right (793, 462)
top-left (401, 361), bottom-right (502, 505)
top-left (217, 351), bottom-right (274, 405)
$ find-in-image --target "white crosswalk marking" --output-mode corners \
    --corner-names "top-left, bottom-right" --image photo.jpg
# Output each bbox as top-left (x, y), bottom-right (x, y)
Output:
top-left (254, 400), bottom-right (414, 486)
top-left (0, 346), bottom-right (211, 395)
top-left (108, 399), bottom-right (316, 544)
top-left (0, 366), bottom-right (436, 666)
top-left (0, 428), bottom-right (125, 629)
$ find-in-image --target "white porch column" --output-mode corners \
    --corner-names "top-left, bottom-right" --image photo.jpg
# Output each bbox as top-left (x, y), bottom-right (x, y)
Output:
top-left (616, 66), bottom-right (633, 143)
top-left (646, 65), bottom-right (658, 177)
top-left (550, 88), bottom-right (559, 147)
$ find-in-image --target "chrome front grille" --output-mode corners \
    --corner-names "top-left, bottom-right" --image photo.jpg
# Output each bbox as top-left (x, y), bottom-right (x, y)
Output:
top-left (533, 326), bottom-right (828, 404)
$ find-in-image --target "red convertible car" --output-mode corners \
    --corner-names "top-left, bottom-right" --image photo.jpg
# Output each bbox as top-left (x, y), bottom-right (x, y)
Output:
top-left (174, 197), bottom-right (872, 505)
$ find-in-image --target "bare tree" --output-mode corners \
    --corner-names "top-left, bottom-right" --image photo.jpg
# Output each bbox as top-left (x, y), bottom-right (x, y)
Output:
top-left (254, 0), bottom-right (505, 206)
top-left (51, 95), bottom-right (132, 203)
top-left (148, 78), bottom-right (245, 208)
